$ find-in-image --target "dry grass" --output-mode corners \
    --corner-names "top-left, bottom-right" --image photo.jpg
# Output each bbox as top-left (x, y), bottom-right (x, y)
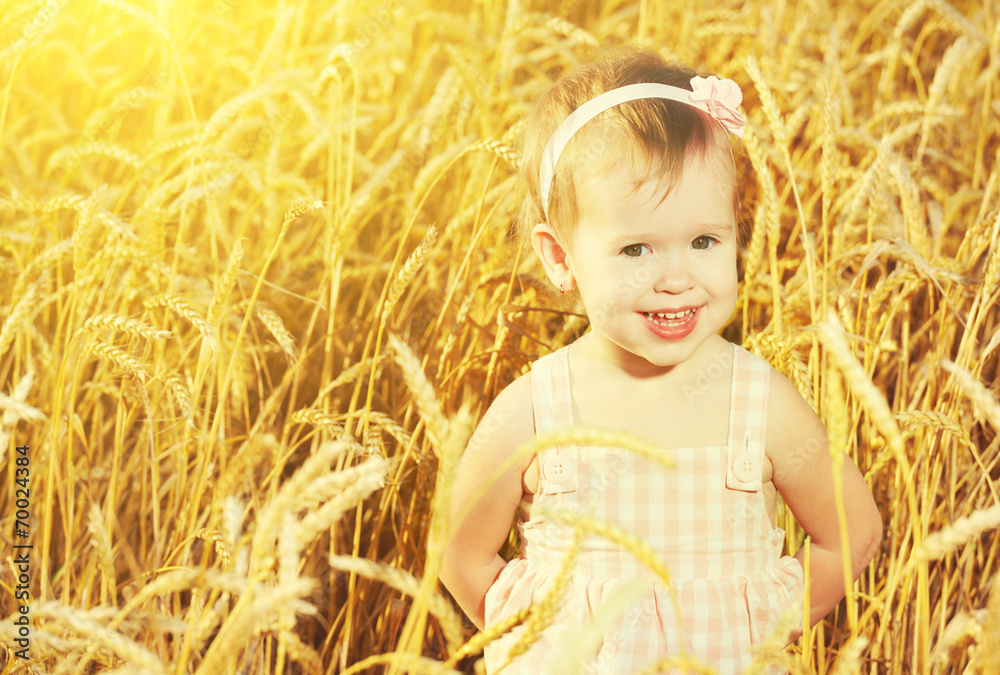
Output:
top-left (0, 0), bottom-right (998, 673)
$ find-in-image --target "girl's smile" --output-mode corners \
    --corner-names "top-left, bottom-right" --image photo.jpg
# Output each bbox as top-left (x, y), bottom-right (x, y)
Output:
top-left (640, 304), bottom-right (702, 340)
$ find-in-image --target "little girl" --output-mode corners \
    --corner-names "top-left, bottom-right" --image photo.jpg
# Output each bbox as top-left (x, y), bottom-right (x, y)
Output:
top-left (440, 46), bottom-right (882, 673)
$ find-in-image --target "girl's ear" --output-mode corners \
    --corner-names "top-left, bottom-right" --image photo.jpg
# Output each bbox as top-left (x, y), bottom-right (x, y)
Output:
top-left (531, 223), bottom-right (575, 292)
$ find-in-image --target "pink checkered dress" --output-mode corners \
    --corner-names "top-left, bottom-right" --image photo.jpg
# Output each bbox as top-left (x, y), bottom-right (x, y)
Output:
top-left (483, 343), bottom-right (804, 674)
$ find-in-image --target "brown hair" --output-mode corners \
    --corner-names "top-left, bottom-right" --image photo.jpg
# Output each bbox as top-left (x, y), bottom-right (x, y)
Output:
top-left (514, 45), bottom-right (748, 254)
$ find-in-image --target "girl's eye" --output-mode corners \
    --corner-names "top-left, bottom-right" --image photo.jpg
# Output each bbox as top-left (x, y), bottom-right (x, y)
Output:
top-left (692, 236), bottom-right (717, 250)
top-left (621, 244), bottom-right (650, 257)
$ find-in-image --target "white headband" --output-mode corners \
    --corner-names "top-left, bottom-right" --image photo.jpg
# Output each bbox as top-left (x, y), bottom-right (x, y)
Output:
top-left (538, 76), bottom-right (745, 220)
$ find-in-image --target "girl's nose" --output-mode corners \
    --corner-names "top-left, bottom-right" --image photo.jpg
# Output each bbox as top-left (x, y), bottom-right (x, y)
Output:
top-left (651, 253), bottom-right (694, 293)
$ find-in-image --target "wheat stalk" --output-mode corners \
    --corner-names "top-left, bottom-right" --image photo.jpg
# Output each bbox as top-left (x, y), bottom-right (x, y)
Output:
top-left (249, 439), bottom-right (355, 573)
top-left (473, 138), bottom-right (520, 170)
top-left (0, 369), bottom-right (42, 452)
top-left (0, 0), bottom-right (67, 157)
top-left (47, 142), bottom-right (143, 177)
top-left (741, 126), bottom-right (783, 334)
top-left (94, 0), bottom-right (196, 122)
top-left (978, 574), bottom-right (1000, 672)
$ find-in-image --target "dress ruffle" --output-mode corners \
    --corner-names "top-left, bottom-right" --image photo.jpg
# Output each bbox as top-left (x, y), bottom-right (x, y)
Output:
top-left (485, 554), bottom-right (804, 673)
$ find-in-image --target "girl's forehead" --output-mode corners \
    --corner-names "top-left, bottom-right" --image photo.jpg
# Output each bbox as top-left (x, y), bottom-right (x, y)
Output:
top-left (574, 156), bottom-right (736, 228)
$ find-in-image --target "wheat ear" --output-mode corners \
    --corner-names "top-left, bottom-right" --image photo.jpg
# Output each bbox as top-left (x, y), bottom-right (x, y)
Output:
top-left (941, 359), bottom-right (1000, 432)
top-left (86, 504), bottom-right (117, 604)
top-left (0, 281), bottom-right (40, 360)
top-left (144, 293), bottom-right (218, 352)
top-left (388, 333), bottom-right (450, 456)
top-left (914, 505), bottom-right (1000, 561)
top-left (72, 184), bottom-right (108, 275)
top-left (327, 555), bottom-right (464, 650)
top-left (31, 603), bottom-right (168, 674)
top-left (384, 225), bottom-right (438, 319)
top-left (208, 238), bottom-right (245, 325)
top-left (0, 369), bottom-right (45, 426)
top-left (340, 653), bottom-right (463, 675)
top-left (80, 314), bottom-right (172, 342)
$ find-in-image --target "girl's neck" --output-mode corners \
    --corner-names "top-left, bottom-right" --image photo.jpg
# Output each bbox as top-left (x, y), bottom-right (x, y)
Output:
top-left (571, 331), bottom-right (729, 385)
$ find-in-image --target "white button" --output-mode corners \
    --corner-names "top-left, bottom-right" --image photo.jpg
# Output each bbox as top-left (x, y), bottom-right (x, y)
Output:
top-left (732, 452), bottom-right (759, 483)
top-left (544, 456), bottom-right (573, 485)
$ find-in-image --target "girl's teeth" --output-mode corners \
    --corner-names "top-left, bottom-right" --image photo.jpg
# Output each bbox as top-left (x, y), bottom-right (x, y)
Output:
top-left (645, 309), bottom-right (695, 320)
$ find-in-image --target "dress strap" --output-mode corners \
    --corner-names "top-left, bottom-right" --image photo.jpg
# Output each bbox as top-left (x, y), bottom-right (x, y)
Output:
top-left (529, 347), bottom-right (577, 494)
top-left (530, 347), bottom-right (573, 433)
top-left (725, 345), bottom-right (771, 492)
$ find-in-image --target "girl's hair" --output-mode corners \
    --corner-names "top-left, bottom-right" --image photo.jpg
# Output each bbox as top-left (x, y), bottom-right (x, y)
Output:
top-left (514, 45), bottom-right (749, 254)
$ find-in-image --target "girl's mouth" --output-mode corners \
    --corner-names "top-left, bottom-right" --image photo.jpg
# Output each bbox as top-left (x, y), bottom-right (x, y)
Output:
top-left (642, 308), bottom-right (697, 324)
top-left (640, 306), bottom-right (701, 340)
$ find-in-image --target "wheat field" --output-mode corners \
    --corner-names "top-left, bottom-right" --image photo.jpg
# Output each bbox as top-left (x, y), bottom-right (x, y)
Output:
top-left (0, 0), bottom-right (998, 672)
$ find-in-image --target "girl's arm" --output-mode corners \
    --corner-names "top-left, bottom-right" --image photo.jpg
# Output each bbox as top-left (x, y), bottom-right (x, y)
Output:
top-left (439, 373), bottom-right (536, 630)
top-left (767, 369), bottom-right (884, 631)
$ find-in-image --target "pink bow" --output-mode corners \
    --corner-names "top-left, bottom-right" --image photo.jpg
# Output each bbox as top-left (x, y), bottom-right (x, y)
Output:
top-left (689, 76), bottom-right (745, 139)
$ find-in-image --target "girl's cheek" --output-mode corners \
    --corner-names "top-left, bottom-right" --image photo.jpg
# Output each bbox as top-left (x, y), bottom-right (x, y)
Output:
top-left (613, 259), bottom-right (657, 295)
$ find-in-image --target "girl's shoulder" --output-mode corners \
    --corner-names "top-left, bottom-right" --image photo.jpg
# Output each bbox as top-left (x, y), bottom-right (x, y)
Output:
top-left (733, 342), bottom-right (772, 371)
top-left (464, 368), bottom-right (536, 470)
top-left (762, 361), bottom-right (829, 487)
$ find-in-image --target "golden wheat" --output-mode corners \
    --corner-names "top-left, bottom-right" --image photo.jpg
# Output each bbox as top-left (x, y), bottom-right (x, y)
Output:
top-left (144, 293), bottom-right (217, 352)
top-left (80, 314), bottom-right (172, 342)
top-left (328, 554), bottom-right (464, 650)
top-left (0, 369), bottom-right (44, 431)
top-left (31, 603), bottom-right (169, 674)
top-left (2, 0), bottom-right (997, 672)
top-left (207, 237), bottom-right (246, 325)
top-left (915, 505), bottom-right (1000, 561)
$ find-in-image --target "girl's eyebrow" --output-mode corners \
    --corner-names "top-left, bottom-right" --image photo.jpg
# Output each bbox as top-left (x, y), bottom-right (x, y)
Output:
top-left (607, 222), bottom-right (735, 244)
top-left (698, 222), bottom-right (737, 235)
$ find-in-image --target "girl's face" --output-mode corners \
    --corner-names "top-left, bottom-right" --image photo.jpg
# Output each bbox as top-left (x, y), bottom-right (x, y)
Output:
top-left (562, 152), bottom-right (739, 372)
